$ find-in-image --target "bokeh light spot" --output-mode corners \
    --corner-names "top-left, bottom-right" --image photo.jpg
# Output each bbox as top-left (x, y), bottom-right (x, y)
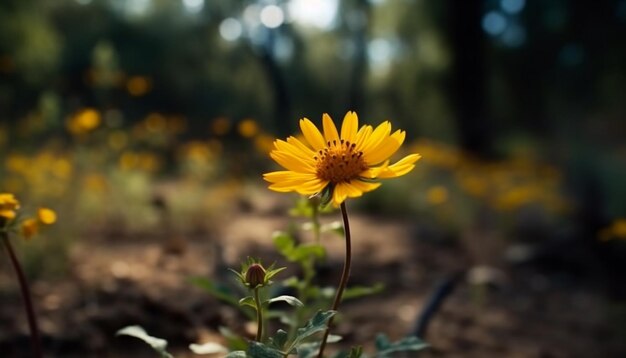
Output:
top-left (260, 5), bottom-right (284, 28)
top-left (482, 11), bottom-right (507, 36)
top-left (501, 0), bottom-right (525, 14)
top-left (219, 18), bottom-right (243, 42)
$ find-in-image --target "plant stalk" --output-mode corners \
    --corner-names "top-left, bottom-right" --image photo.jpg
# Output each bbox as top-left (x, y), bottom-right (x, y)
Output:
top-left (1, 232), bottom-right (43, 358)
top-left (254, 287), bottom-right (263, 342)
top-left (317, 202), bottom-right (352, 358)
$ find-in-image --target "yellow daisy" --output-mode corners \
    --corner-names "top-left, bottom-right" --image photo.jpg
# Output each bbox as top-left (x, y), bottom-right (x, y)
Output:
top-left (0, 193), bottom-right (20, 221)
top-left (263, 111), bottom-right (421, 206)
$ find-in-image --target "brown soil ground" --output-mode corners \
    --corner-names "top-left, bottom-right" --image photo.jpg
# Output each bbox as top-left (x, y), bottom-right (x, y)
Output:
top-left (0, 191), bottom-right (624, 357)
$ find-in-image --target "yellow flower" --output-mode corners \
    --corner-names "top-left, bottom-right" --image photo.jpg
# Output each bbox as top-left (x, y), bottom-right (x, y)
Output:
top-left (263, 112), bottom-right (421, 206)
top-left (21, 218), bottom-right (39, 239)
top-left (0, 193), bottom-right (20, 221)
top-left (37, 208), bottom-right (57, 225)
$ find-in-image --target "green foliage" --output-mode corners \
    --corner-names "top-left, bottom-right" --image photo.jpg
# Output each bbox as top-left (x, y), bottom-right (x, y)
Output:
top-left (116, 197), bottom-right (428, 358)
top-left (116, 326), bottom-right (173, 358)
top-left (374, 334), bottom-right (429, 357)
top-left (273, 231), bottom-right (326, 262)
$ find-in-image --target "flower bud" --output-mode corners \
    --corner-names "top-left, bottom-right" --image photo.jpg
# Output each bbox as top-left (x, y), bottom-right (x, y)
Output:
top-left (245, 263), bottom-right (266, 289)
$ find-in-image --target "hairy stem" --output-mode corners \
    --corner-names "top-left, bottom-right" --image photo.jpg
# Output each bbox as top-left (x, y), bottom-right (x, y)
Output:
top-left (254, 287), bottom-right (263, 342)
top-left (317, 202), bottom-right (352, 358)
top-left (1, 232), bottom-right (43, 358)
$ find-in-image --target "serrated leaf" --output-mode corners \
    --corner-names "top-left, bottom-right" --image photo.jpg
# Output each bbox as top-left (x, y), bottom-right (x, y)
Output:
top-left (374, 334), bottom-right (429, 357)
top-left (247, 341), bottom-right (284, 358)
top-left (189, 342), bottom-right (228, 354)
top-left (266, 295), bottom-right (304, 307)
top-left (239, 296), bottom-right (256, 308)
top-left (116, 326), bottom-right (173, 358)
top-left (225, 351), bottom-right (247, 358)
top-left (287, 310), bottom-right (336, 351)
top-left (295, 336), bottom-right (341, 358)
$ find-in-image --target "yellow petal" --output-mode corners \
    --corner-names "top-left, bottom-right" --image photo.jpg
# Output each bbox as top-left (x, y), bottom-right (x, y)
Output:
top-left (300, 118), bottom-right (326, 151)
top-left (359, 121), bottom-right (391, 155)
top-left (350, 180), bottom-right (382, 193)
top-left (322, 113), bottom-right (340, 143)
top-left (264, 171), bottom-right (319, 183)
top-left (269, 179), bottom-right (328, 195)
top-left (274, 139), bottom-right (316, 163)
top-left (361, 160), bottom-right (389, 178)
top-left (340, 111), bottom-right (358, 143)
top-left (338, 182), bottom-right (364, 198)
top-left (377, 153), bottom-right (421, 178)
top-left (332, 184), bottom-right (348, 205)
top-left (363, 129), bottom-right (406, 165)
top-left (286, 136), bottom-right (315, 157)
top-left (354, 125), bottom-right (373, 149)
top-left (270, 151), bottom-right (315, 173)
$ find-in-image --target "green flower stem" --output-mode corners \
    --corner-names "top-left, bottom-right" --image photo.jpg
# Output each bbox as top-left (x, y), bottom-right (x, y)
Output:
top-left (254, 287), bottom-right (263, 342)
top-left (1, 232), bottom-right (43, 358)
top-left (317, 202), bottom-right (352, 358)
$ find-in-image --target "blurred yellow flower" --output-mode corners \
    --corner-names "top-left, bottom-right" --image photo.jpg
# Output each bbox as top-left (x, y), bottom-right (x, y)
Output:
top-left (66, 108), bottom-right (101, 135)
top-left (264, 112), bottom-right (421, 206)
top-left (238, 118), bottom-right (260, 138)
top-left (427, 185), bottom-right (449, 205)
top-left (126, 76), bottom-right (151, 96)
top-left (211, 117), bottom-right (231, 136)
top-left (21, 218), bottom-right (39, 239)
top-left (0, 193), bottom-right (20, 221)
top-left (37, 208), bottom-right (57, 225)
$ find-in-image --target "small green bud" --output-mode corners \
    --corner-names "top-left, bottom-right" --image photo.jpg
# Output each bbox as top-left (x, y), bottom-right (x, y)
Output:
top-left (245, 263), bottom-right (266, 289)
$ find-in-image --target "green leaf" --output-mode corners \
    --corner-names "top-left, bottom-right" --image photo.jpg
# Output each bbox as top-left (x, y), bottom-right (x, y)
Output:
top-left (287, 310), bottom-right (336, 352)
top-left (188, 276), bottom-right (240, 306)
top-left (348, 346), bottom-right (364, 358)
top-left (296, 336), bottom-right (341, 358)
top-left (273, 231), bottom-right (295, 254)
top-left (333, 346), bottom-right (364, 358)
top-left (342, 283), bottom-right (385, 301)
top-left (247, 341), bottom-right (284, 358)
top-left (266, 295), bottom-right (304, 307)
top-left (265, 266), bottom-right (287, 281)
top-left (116, 325), bottom-right (173, 358)
top-left (239, 296), bottom-right (256, 309)
top-left (189, 342), bottom-right (228, 355)
top-left (218, 327), bottom-right (248, 351)
top-left (291, 244), bottom-right (326, 261)
top-left (268, 329), bottom-right (289, 350)
top-left (374, 334), bottom-right (428, 357)
top-left (225, 351), bottom-right (247, 358)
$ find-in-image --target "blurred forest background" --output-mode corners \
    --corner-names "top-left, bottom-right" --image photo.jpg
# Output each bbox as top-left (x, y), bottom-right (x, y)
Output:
top-left (1, 0), bottom-right (626, 356)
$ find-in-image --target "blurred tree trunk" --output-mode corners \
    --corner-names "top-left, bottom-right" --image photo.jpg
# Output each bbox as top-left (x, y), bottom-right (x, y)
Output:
top-left (445, 0), bottom-right (491, 156)
top-left (347, 0), bottom-right (371, 112)
top-left (260, 30), bottom-right (292, 137)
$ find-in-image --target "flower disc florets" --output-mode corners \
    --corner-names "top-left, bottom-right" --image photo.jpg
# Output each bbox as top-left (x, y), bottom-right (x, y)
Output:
top-left (315, 140), bottom-right (368, 183)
